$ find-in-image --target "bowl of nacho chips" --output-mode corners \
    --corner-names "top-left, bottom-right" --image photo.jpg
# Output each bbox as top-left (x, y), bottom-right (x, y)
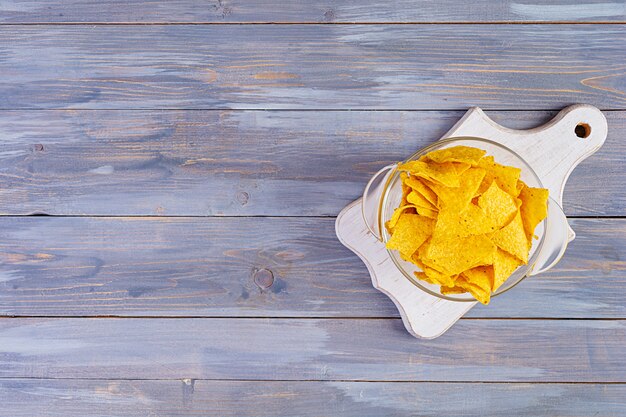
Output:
top-left (364, 137), bottom-right (568, 305)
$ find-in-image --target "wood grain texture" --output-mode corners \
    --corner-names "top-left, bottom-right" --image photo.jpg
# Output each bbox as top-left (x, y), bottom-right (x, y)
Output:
top-left (1, 25), bottom-right (624, 110)
top-left (2, 0), bottom-right (624, 23)
top-left (0, 318), bottom-right (623, 381)
top-left (1, 379), bottom-right (624, 417)
top-left (0, 110), bottom-right (622, 216)
top-left (0, 217), bottom-right (622, 318)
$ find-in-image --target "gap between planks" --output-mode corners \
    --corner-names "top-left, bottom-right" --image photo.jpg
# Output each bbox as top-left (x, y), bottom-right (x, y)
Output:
top-left (1, 22), bottom-right (625, 25)
top-left (0, 316), bottom-right (624, 320)
top-left (0, 377), bottom-right (624, 384)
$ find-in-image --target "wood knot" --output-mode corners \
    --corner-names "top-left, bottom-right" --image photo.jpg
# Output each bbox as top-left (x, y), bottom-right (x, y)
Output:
top-left (34, 144), bottom-right (44, 152)
top-left (236, 191), bottom-right (249, 205)
top-left (323, 9), bottom-right (335, 22)
top-left (253, 269), bottom-right (274, 289)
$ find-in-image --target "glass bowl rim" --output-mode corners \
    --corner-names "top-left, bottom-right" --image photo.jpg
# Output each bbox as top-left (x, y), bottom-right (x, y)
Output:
top-left (380, 136), bottom-right (548, 302)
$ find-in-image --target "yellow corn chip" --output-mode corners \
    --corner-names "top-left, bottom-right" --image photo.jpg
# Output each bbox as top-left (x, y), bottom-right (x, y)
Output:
top-left (400, 172), bottom-right (411, 206)
top-left (428, 167), bottom-right (486, 211)
top-left (407, 190), bottom-right (437, 210)
top-left (463, 265), bottom-right (494, 293)
top-left (424, 145), bottom-right (486, 165)
top-left (415, 206), bottom-right (438, 219)
top-left (478, 181), bottom-right (519, 228)
top-left (386, 214), bottom-right (434, 260)
top-left (426, 234), bottom-right (496, 275)
top-left (434, 203), bottom-right (496, 239)
top-left (404, 176), bottom-right (438, 207)
top-left (489, 211), bottom-right (529, 263)
top-left (477, 156), bottom-right (521, 196)
top-left (386, 204), bottom-right (417, 233)
top-left (397, 160), bottom-right (461, 187)
top-left (518, 186), bottom-right (549, 245)
top-left (492, 249), bottom-right (522, 291)
top-left (440, 285), bottom-right (467, 295)
top-left (456, 274), bottom-right (491, 305)
top-left (414, 271), bottom-right (437, 285)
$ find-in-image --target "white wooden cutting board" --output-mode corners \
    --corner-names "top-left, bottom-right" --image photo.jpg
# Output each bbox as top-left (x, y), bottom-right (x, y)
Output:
top-left (336, 105), bottom-right (607, 339)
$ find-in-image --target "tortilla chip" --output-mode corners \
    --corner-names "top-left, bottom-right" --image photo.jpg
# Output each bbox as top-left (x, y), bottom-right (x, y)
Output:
top-left (404, 176), bottom-right (438, 207)
top-left (434, 203), bottom-right (496, 239)
top-left (440, 285), bottom-right (467, 295)
top-left (386, 214), bottom-right (435, 260)
top-left (414, 271), bottom-right (437, 285)
top-left (407, 190), bottom-right (437, 210)
top-left (477, 156), bottom-right (521, 196)
top-left (428, 167), bottom-right (486, 212)
top-left (492, 249), bottom-right (522, 291)
top-left (456, 273), bottom-right (491, 305)
top-left (415, 206), bottom-right (438, 219)
top-left (463, 265), bottom-right (494, 293)
top-left (426, 234), bottom-right (496, 275)
top-left (398, 160), bottom-right (461, 187)
top-left (385, 204), bottom-right (417, 233)
top-left (489, 211), bottom-right (529, 263)
top-left (424, 145), bottom-right (486, 165)
top-left (400, 172), bottom-right (411, 206)
top-left (518, 186), bottom-right (549, 245)
top-left (478, 181), bottom-right (519, 228)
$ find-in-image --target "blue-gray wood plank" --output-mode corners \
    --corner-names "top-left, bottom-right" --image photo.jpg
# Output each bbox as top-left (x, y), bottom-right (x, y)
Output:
top-left (0, 217), bottom-right (622, 318)
top-left (0, 110), bottom-right (623, 216)
top-left (0, 318), bottom-right (623, 381)
top-left (0, 25), bottom-right (624, 110)
top-left (1, 0), bottom-right (625, 23)
top-left (0, 380), bottom-right (624, 417)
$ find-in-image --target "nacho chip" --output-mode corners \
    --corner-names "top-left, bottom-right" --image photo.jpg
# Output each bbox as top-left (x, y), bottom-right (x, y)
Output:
top-left (407, 190), bottom-right (437, 210)
top-left (492, 249), bottom-right (522, 291)
top-left (397, 160), bottom-right (461, 187)
top-left (426, 234), bottom-right (496, 275)
top-left (489, 211), bottom-right (529, 263)
top-left (434, 203), bottom-right (496, 239)
top-left (421, 264), bottom-right (457, 287)
top-left (518, 186), bottom-right (549, 245)
top-left (463, 265), bottom-right (494, 293)
top-left (386, 214), bottom-right (434, 260)
top-left (404, 176), bottom-right (438, 207)
top-left (428, 167), bottom-right (486, 211)
top-left (400, 172), bottom-right (411, 206)
top-left (424, 145), bottom-right (486, 165)
top-left (477, 181), bottom-right (519, 228)
top-left (440, 285), bottom-right (467, 295)
top-left (414, 271), bottom-right (437, 285)
top-left (456, 273), bottom-right (492, 305)
top-left (477, 156), bottom-right (521, 196)
top-left (415, 206), bottom-right (438, 219)
top-left (386, 204), bottom-right (417, 233)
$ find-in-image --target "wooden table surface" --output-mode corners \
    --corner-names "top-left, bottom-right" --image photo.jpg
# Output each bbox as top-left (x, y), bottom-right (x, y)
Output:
top-left (0, 1), bottom-right (625, 415)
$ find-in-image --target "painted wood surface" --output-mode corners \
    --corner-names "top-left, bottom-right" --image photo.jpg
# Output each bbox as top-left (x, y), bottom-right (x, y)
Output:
top-left (2, 0), bottom-right (625, 23)
top-left (0, 379), bottom-right (624, 417)
top-left (0, 110), bottom-right (623, 216)
top-left (0, 217), bottom-right (622, 319)
top-left (0, 318), bottom-right (623, 381)
top-left (1, 25), bottom-right (625, 110)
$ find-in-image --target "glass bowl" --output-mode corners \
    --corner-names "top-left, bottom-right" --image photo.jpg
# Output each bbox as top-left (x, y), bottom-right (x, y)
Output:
top-left (362, 137), bottom-right (570, 302)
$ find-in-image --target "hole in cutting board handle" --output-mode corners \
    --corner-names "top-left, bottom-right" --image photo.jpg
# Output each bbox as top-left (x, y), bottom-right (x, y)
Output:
top-left (575, 123), bottom-right (591, 139)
